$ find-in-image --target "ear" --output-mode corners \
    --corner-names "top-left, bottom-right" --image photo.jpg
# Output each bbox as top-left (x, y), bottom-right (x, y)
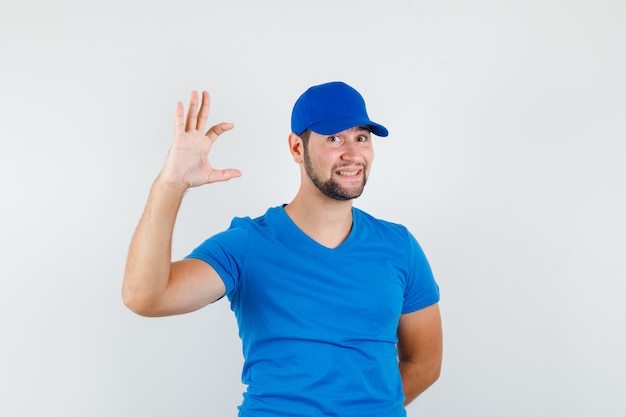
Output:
top-left (288, 133), bottom-right (304, 163)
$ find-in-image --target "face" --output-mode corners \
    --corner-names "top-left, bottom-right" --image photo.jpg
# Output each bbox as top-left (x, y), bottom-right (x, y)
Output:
top-left (302, 126), bottom-right (374, 201)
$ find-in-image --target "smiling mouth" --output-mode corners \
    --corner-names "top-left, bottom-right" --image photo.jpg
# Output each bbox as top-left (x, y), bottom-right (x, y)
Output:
top-left (337, 170), bottom-right (361, 177)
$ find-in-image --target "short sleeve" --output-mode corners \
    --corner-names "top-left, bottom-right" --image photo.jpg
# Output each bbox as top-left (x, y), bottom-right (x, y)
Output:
top-left (401, 231), bottom-right (440, 314)
top-left (185, 220), bottom-right (249, 296)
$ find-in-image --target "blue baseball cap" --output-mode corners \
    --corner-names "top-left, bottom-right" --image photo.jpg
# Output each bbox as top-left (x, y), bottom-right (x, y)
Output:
top-left (291, 81), bottom-right (389, 137)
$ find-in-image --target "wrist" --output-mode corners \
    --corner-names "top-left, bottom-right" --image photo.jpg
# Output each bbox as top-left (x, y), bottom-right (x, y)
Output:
top-left (153, 174), bottom-right (189, 198)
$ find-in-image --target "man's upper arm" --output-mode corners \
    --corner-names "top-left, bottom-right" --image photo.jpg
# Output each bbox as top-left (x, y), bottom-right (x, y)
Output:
top-left (397, 303), bottom-right (443, 363)
top-left (144, 258), bottom-right (226, 317)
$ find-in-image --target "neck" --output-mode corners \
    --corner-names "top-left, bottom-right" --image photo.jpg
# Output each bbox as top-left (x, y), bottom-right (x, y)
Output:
top-left (284, 188), bottom-right (355, 249)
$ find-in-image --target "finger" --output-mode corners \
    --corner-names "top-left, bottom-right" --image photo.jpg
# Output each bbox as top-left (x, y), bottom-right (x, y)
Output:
top-left (174, 101), bottom-right (185, 138)
top-left (196, 91), bottom-right (211, 131)
top-left (208, 168), bottom-right (243, 183)
top-left (185, 91), bottom-right (199, 131)
top-left (205, 122), bottom-right (235, 143)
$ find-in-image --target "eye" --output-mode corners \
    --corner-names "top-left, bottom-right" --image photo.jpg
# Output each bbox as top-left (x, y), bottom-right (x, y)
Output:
top-left (357, 135), bottom-right (369, 142)
top-left (327, 135), bottom-right (341, 143)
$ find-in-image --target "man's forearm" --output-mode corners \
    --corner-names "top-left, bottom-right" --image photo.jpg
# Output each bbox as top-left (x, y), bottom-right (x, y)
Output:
top-left (122, 176), bottom-right (186, 313)
top-left (400, 358), bottom-right (441, 406)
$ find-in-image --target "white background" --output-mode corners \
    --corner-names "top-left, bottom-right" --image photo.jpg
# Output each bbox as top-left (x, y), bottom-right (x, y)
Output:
top-left (1, 0), bottom-right (625, 416)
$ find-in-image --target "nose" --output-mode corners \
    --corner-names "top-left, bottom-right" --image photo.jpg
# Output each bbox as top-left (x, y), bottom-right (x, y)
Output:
top-left (341, 138), bottom-right (358, 153)
top-left (340, 140), bottom-right (366, 162)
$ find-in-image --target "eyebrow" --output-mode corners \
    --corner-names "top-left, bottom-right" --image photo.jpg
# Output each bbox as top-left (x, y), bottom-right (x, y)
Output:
top-left (326, 126), bottom-right (371, 136)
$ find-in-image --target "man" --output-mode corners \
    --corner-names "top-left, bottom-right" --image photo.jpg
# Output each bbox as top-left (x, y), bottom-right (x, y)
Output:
top-left (123, 81), bottom-right (442, 416)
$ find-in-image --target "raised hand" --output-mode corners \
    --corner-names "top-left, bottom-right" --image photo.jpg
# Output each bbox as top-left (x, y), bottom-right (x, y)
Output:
top-left (159, 90), bottom-right (242, 190)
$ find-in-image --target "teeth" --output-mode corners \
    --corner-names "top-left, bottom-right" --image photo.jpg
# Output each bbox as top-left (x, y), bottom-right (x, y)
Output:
top-left (338, 171), bottom-right (359, 176)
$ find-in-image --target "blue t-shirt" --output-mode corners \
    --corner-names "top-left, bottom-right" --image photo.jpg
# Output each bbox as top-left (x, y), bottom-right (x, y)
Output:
top-left (187, 206), bottom-right (439, 417)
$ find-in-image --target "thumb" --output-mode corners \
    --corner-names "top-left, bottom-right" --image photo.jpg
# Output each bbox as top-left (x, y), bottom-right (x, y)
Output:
top-left (208, 168), bottom-right (243, 183)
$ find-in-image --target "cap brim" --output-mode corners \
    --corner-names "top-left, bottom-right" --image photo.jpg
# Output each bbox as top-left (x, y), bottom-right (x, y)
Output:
top-left (308, 116), bottom-right (389, 137)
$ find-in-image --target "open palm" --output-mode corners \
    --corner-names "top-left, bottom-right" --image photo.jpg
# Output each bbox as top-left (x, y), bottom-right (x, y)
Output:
top-left (161, 90), bottom-right (241, 189)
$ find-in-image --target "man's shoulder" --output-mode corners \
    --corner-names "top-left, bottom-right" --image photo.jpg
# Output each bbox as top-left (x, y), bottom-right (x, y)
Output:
top-left (352, 207), bottom-right (414, 246)
top-left (353, 207), bottom-right (408, 231)
top-left (229, 205), bottom-right (284, 228)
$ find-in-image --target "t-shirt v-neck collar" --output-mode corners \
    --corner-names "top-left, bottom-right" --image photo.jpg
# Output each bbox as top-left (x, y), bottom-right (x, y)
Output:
top-left (276, 205), bottom-right (356, 254)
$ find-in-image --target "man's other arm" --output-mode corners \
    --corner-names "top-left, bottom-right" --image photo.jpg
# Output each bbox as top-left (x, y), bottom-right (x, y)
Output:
top-left (397, 302), bottom-right (443, 405)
